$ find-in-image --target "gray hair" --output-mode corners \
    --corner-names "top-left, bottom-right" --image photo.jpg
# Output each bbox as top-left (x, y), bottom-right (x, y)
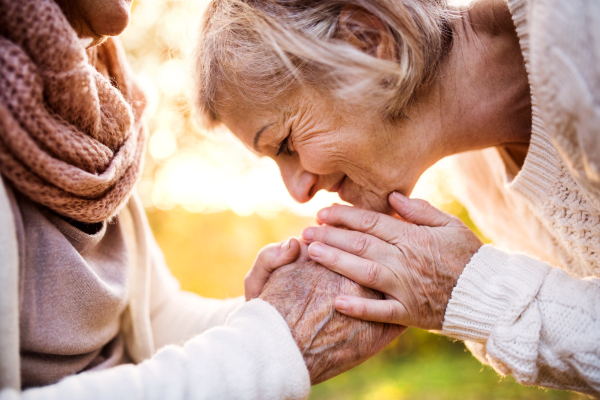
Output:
top-left (194, 0), bottom-right (453, 126)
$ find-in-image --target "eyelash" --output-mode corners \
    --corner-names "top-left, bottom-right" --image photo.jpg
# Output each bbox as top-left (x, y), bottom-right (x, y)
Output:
top-left (276, 134), bottom-right (292, 156)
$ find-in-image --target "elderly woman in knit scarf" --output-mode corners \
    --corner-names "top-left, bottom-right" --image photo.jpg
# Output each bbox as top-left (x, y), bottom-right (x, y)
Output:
top-left (197, 0), bottom-right (600, 396)
top-left (0, 0), bottom-right (402, 398)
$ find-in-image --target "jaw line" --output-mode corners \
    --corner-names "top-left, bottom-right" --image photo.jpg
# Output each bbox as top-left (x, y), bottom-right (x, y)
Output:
top-left (340, 180), bottom-right (390, 213)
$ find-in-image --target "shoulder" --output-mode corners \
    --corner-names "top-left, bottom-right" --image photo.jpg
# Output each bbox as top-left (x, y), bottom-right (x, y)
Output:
top-left (524, 0), bottom-right (600, 198)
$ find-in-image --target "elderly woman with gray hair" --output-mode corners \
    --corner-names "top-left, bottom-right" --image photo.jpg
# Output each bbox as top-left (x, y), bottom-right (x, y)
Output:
top-left (197, 0), bottom-right (600, 396)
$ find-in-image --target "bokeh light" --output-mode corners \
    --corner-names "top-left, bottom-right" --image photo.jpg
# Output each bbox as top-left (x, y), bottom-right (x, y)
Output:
top-left (122, 0), bottom-right (457, 219)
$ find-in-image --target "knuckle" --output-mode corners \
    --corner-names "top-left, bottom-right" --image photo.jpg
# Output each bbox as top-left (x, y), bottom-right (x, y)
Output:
top-left (356, 302), bottom-right (368, 317)
top-left (352, 234), bottom-right (370, 256)
top-left (320, 225), bottom-right (331, 242)
top-left (258, 243), bottom-right (278, 260)
top-left (384, 303), bottom-right (397, 322)
top-left (360, 212), bottom-right (380, 232)
top-left (329, 205), bottom-right (341, 221)
top-left (450, 215), bottom-right (466, 228)
top-left (413, 199), bottom-right (432, 214)
top-left (363, 262), bottom-right (380, 286)
top-left (244, 274), bottom-right (254, 290)
top-left (328, 248), bottom-right (342, 266)
top-left (414, 199), bottom-right (431, 209)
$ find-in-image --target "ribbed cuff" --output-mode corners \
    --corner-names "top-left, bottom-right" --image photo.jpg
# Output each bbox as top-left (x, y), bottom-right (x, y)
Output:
top-left (442, 245), bottom-right (551, 343)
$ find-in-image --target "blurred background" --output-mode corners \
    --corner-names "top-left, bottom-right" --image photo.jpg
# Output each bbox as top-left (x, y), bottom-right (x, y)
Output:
top-left (120, 0), bottom-right (585, 398)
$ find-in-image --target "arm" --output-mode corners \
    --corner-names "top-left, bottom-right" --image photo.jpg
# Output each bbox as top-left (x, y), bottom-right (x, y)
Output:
top-left (13, 299), bottom-right (310, 400)
top-left (129, 191), bottom-right (301, 348)
top-left (147, 234), bottom-right (307, 348)
top-left (7, 257), bottom-right (401, 399)
top-left (443, 245), bottom-right (600, 395)
top-left (302, 197), bottom-right (600, 395)
top-left (12, 259), bottom-right (401, 399)
top-left (146, 233), bottom-right (245, 348)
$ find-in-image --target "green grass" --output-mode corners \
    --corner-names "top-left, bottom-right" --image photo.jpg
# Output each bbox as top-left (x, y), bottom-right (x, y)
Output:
top-left (309, 329), bottom-right (586, 400)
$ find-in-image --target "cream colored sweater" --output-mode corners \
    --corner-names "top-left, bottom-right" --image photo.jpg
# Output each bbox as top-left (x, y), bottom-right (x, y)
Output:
top-left (0, 178), bottom-right (310, 399)
top-left (442, 0), bottom-right (600, 396)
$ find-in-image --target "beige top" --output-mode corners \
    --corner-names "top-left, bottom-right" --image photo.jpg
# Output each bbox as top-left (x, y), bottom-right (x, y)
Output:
top-left (8, 185), bottom-right (130, 388)
top-left (442, 0), bottom-right (600, 395)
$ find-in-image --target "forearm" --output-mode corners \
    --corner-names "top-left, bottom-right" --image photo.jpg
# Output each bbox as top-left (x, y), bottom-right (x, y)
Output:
top-left (18, 300), bottom-right (310, 400)
top-left (146, 223), bottom-right (245, 348)
top-left (151, 292), bottom-right (244, 348)
top-left (443, 245), bottom-right (600, 395)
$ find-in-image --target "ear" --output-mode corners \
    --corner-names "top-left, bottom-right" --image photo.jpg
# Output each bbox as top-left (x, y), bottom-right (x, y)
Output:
top-left (338, 5), bottom-right (397, 61)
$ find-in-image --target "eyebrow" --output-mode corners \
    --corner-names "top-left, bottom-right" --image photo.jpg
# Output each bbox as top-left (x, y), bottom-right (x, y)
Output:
top-left (253, 123), bottom-right (275, 152)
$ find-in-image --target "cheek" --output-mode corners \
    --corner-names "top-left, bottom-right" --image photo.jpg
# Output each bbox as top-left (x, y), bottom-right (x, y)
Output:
top-left (297, 135), bottom-right (381, 185)
top-left (295, 138), bottom-right (342, 174)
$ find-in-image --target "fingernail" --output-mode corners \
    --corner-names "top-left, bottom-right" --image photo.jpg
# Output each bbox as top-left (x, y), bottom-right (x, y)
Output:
top-left (308, 243), bottom-right (323, 257)
top-left (335, 299), bottom-right (348, 311)
top-left (302, 227), bottom-right (314, 241)
top-left (392, 191), bottom-right (407, 204)
top-left (317, 208), bottom-right (329, 220)
top-left (282, 238), bottom-right (291, 251)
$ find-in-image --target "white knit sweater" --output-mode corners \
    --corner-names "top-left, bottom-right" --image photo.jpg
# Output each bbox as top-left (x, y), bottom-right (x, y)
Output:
top-left (442, 0), bottom-right (600, 395)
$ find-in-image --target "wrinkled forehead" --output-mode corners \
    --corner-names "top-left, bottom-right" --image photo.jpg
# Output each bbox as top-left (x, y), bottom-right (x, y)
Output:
top-left (214, 82), bottom-right (305, 136)
top-left (215, 92), bottom-right (286, 148)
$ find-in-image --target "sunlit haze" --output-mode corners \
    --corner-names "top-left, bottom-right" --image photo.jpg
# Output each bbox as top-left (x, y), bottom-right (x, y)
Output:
top-left (122, 0), bottom-right (468, 218)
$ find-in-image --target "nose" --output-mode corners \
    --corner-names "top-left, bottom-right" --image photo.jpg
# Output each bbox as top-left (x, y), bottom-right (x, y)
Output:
top-left (278, 157), bottom-right (318, 203)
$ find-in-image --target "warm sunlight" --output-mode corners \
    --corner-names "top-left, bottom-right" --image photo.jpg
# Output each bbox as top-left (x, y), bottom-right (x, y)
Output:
top-left (123, 0), bottom-right (459, 219)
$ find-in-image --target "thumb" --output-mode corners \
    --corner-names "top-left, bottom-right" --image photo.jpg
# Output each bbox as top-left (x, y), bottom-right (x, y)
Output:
top-left (388, 192), bottom-right (461, 228)
top-left (264, 237), bottom-right (301, 270)
top-left (245, 238), bottom-right (300, 300)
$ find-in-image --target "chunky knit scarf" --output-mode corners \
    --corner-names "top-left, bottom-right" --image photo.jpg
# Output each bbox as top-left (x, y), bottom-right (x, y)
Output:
top-left (0, 0), bottom-right (146, 223)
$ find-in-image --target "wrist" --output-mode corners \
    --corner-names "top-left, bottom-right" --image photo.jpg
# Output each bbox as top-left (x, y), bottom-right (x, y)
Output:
top-left (442, 245), bottom-right (551, 342)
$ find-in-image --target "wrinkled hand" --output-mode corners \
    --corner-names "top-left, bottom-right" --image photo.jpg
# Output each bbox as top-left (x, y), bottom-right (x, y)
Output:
top-left (260, 261), bottom-right (404, 384)
top-left (301, 192), bottom-right (483, 330)
top-left (245, 237), bottom-right (310, 300)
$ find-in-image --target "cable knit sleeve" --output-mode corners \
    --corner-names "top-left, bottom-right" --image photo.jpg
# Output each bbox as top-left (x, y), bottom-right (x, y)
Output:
top-left (443, 245), bottom-right (600, 396)
top-left (9, 299), bottom-right (310, 400)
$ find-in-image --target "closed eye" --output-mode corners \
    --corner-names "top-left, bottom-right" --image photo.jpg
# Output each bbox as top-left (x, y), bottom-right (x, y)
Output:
top-left (276, 133), bottom-right (292, 156)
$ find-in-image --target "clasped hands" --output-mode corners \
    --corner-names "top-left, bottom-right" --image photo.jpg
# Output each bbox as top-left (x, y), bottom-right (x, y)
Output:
top-left (247, 192), bottom-right (482, 383)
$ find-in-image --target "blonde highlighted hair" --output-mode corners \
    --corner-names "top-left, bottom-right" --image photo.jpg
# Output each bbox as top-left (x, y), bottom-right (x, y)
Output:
top-left (194, 0), bottom-right (452, 126)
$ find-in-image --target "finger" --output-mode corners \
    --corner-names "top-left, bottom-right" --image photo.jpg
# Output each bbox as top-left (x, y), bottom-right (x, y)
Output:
top-left (245, 238), bottom-right (300, 299)
top-left (263, 238), bottom-right (301, 270)
top-left (307, 242), bottom-right (396, 293)
top-left (334, 295), bottom-right (408, 325)
top-left (389, 192), bottom-right (463, 228)
top-left (302, 225), bottom-right (391, 263)
top-left (316, 205), bottom-right (407, 243)
top-left (297, 238), bottom-right (311, 262)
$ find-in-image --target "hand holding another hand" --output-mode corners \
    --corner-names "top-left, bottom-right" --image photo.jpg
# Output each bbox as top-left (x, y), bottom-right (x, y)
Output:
top-left (302, 192), bottom-right (482, 330)
top-left (260, 261), bottom-right (404, 384)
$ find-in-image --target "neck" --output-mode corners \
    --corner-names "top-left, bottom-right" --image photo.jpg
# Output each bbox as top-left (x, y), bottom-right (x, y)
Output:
top-left (427, 0), bottom-right (532, 162)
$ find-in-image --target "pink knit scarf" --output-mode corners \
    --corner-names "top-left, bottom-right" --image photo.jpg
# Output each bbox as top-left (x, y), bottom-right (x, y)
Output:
top-left (0, 0), bottom-right (146, 223)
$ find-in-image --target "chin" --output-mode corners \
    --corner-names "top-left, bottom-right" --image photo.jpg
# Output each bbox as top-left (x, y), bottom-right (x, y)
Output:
top-left (340, 185), bottom-right (390, 214)
top-left (88, 0), bottom-right (132, 37)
